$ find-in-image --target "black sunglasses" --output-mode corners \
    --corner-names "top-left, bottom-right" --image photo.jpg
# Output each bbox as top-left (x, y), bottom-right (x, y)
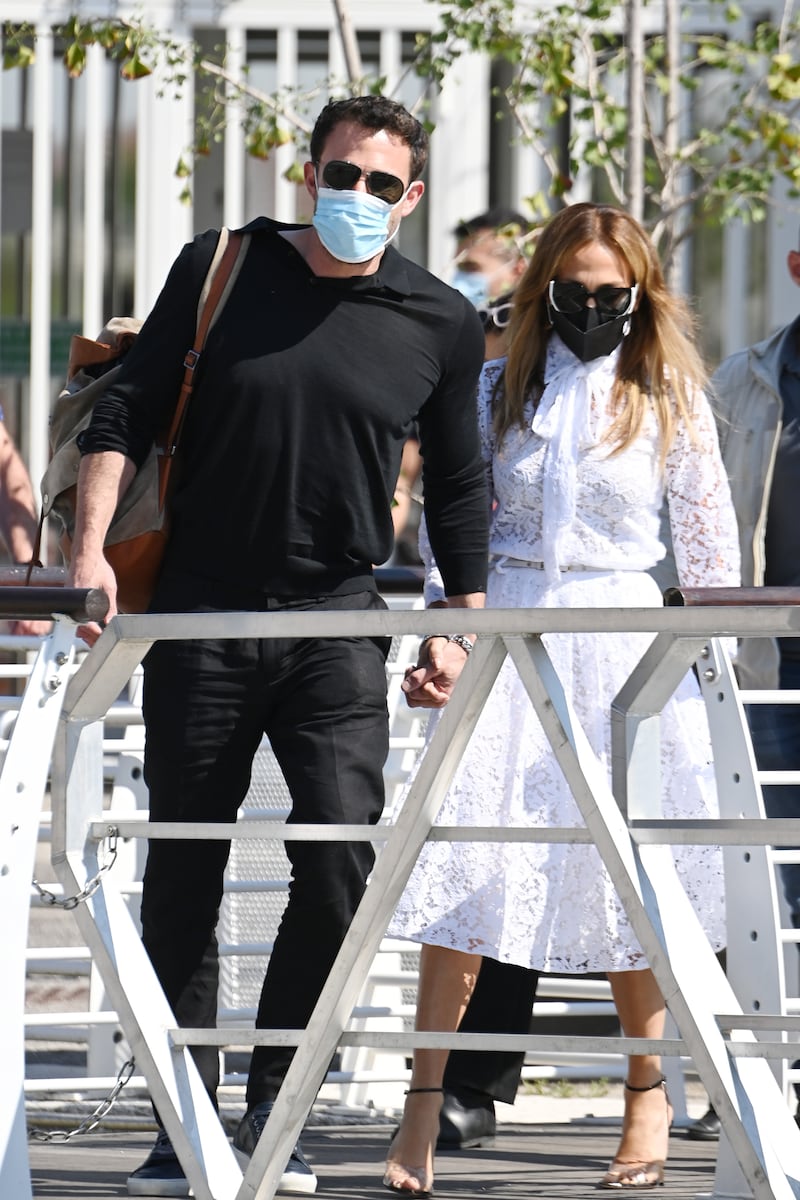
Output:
top-left (548, 279), bottom-right (637, 317)
top-left (477, 299), bottom-right (514, 331)
top-left (319, 159), bottom-right (407, 205)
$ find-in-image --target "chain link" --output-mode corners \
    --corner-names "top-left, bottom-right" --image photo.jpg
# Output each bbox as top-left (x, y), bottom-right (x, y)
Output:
top-left (32, 827), bottom-right (119, 909)
top-left (29, 828), bottom-right (131, 1142)
top-left (29, 1057), bottom-right (136, 1142)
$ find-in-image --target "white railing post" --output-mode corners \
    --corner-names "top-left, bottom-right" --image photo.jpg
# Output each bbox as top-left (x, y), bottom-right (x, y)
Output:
top-left (28, 23), bottom-right (53, 506)
top-left (0, 623), bottom-right (76, 1200)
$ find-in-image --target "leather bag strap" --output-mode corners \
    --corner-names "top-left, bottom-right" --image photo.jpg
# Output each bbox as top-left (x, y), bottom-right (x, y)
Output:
top-left (158, 227), bottom-right (250, 508)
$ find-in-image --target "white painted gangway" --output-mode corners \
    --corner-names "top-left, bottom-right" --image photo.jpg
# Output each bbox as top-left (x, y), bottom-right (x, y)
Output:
top-left (6, 592), bottom-right (800, 1199)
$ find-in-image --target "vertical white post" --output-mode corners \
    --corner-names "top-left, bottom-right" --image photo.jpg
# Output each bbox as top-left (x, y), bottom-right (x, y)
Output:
top-left (427, 54), bottom-right (491, 280)
top-left (223, 24), bottom-right (246, 231)
top-left (133, 27), bottom-right (193, 316)
top-left (274, 27), bottom-right (299, 224)
top-left (380, 28), bottom-right (402, 96)
top-left (28, 25), bottom-right (53, 509)
top-left (82, 43), bottom-right (106, 340)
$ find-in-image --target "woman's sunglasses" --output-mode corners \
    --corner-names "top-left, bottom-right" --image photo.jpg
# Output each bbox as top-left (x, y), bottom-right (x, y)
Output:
top-left (318, 159), bottom-right (407, 205)
top-left (548, 279), bottom-right (637, 317)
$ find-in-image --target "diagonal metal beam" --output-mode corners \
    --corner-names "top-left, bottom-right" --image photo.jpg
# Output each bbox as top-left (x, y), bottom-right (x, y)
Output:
top-left (51, 718), bottom-right (243, 1200)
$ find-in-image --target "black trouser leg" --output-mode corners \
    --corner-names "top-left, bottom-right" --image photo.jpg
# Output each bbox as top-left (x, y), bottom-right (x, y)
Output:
top-left (443, 957), bottom-right (539, 1104)
top-left (246, 593), bottom-right (390, 1105)
top-left (141, 633), bottom-right (266, 1102)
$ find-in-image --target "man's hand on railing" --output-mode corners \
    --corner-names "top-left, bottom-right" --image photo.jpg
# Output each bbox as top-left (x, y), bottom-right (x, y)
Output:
top-left (402, 634), bottom-right (473, 709)
top-left (67, 552), bottom-right (118, 646)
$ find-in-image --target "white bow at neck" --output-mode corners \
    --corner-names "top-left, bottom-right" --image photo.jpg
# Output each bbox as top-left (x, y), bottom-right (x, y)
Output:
top-left (532, 335), bottom-right (621, 583)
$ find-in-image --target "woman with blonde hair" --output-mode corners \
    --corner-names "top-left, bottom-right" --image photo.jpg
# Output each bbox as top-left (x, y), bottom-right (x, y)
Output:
top-left (384, 202), bottom-right (740, 1195)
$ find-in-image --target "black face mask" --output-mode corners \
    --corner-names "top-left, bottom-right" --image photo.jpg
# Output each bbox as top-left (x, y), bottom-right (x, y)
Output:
top-left (549, 304), bottom-right (631, 363)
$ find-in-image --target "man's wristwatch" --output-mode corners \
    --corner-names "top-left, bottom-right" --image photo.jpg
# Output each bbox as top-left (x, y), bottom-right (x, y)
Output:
top-left (419, 633), bottom-right (475, 656)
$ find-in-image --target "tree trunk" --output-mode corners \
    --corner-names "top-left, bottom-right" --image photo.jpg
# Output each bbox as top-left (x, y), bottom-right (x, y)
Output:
top-left (331, 0), bottom-right (363, 89)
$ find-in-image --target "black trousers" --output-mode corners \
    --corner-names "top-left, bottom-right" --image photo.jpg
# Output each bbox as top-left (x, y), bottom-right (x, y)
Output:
top-left (140, 580), bottom-right (390, 1109)
top-left (443, 957), bottom-right (539, 1104)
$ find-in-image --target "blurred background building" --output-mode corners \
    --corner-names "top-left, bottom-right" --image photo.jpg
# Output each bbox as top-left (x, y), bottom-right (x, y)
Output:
top-left (1, 0), bottom-right (798, 531)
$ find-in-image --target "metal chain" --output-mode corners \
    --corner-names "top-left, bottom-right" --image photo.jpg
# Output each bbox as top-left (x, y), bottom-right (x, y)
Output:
top-left (30, 827), bottom-right (131, 1142)
top-left (29, 1057), bottom-right (136, 1142)
top-left (32, 827), bottom-right (119, 909)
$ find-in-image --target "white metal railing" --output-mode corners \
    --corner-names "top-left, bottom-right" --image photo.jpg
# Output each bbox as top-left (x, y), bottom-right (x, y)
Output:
top-left (22, 599), bottom-right (439, 1095)
top-left (7, 599), bottom-right (800, 1197)
top-left (23, 601), bottom-right (800, 1200)
top-left (23, 586), bottom-right (634, 1106)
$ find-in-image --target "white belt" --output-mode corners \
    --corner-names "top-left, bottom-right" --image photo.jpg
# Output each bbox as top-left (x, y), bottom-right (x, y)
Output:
top-left (490, 554), bottom-right (608, 573)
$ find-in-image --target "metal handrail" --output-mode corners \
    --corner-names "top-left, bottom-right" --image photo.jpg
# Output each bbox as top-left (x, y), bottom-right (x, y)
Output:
top-left (42, 598), bottom-right (800, 1200)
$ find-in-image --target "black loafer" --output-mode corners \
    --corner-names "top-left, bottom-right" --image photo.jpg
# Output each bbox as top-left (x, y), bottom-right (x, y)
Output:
top-left (687, 1106), bottom-right (720, 1141)
top-left (437, 1089), bottom-right (496, 1150)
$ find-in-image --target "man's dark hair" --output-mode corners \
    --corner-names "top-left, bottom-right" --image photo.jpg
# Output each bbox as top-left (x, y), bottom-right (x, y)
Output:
top-left (455, 206), bottom-right (532, 239)
top-left (310, 96), bottom-right (429, 181)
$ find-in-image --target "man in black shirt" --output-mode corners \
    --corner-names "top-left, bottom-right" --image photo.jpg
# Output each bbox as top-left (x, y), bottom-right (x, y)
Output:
top-left (70, 95), bottom-right (488, 1197)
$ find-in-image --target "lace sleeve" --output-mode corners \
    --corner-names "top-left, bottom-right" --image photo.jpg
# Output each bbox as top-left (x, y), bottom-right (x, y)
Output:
top-left (419, 363), bottom-right (497, 606)
top-left (664, 387), bottom-right (741, 589)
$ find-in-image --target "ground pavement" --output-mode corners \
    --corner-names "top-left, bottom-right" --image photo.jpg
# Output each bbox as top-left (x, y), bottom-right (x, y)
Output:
top-left (26, 1089), bottom-right (720, 1200)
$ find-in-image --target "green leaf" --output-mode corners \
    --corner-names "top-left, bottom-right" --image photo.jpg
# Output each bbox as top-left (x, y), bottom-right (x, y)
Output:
top-left (120, 53), bottom-right (152, 80)
top-left (698, 44), bottom-right (729, 66)
top-left (283, 161), bottom-right (306, 184)
top-left (3, 42), bottom-right (35, 70)
top-left (64, 42), bottom-right (86, 78)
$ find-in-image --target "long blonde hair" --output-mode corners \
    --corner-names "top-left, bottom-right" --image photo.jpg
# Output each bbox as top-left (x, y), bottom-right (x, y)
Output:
top-left (497, 203), bottom-right (707, 462)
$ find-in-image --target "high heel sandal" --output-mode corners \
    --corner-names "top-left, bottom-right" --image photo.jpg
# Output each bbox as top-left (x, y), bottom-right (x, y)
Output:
top-left (383, 1087), bottom-right (443, 1196)
top-left (599, 1076), bottom-right (672, 1190)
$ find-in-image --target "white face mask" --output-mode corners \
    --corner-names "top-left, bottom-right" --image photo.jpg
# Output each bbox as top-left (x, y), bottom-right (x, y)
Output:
top-left (451, 269), bottom-right (491, 308)
top-left (312, 184), bottom-right (405, 263)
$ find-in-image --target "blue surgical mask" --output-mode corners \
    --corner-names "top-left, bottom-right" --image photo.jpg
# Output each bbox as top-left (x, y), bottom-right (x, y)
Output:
top-left (312, 186), bottom-right (402, 264)
top-left (451, 269), bottom-right (491, 309)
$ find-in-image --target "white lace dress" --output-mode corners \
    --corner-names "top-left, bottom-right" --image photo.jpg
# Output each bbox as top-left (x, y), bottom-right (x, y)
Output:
top-left (389, 336), bottom-right (741, 973)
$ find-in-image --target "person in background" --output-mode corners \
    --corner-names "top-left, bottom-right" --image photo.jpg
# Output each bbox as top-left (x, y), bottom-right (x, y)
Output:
top-left (433, 213), bottom-right (535, 1152)
top-left (68, 95), bottom-right (489, 1198)
top-left (433, 278), bottom-right (540, 1154)
top-left (0, 411), bottom-right (52, 637)
top-left (477, 291), bottom-right (515, 361)
top-left (391, 210), bottom-right (531, 570)
top-left (684, 229), bottom-right (800, 1144)
top-left (451, 206), bottom-right (532, 310)
top-left (384, 201), bottom-right (740, 1196)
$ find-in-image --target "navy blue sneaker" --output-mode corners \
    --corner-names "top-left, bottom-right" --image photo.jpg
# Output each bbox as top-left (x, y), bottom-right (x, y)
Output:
top-left (233, 1101), bottom-right (317, 1195)
top-left (127, 1129), bottom-right (191, 1197)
